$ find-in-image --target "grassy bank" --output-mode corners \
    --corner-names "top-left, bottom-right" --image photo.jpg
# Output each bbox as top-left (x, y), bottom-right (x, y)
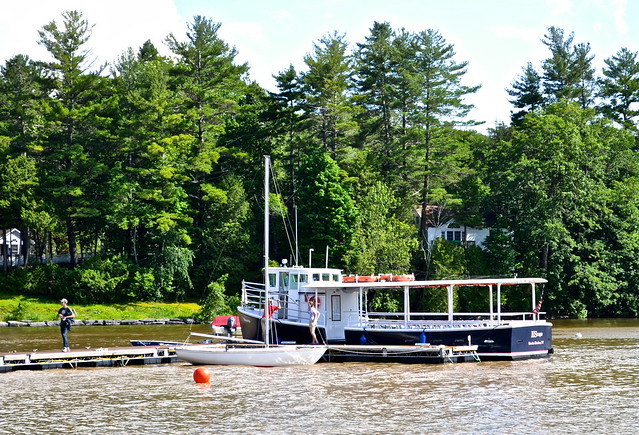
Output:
top-left (0, 293), bottom-right (201, 322)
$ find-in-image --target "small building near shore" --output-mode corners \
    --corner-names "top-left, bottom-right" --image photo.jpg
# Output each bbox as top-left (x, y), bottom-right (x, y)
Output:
top-left (1, 228), bottom-right (22, 265)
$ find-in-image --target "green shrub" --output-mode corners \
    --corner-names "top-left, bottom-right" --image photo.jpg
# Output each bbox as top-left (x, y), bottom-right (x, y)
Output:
top-left (196, 275), bottom-right (231, 322)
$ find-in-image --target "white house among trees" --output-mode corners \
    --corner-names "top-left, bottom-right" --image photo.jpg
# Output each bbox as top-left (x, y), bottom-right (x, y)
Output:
top-left (1, 228), bottom-right (23, 266)
top-left (426, 221), bottom-right (491, 248)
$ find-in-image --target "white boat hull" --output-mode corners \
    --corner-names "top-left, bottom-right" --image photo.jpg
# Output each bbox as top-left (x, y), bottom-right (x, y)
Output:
top-left (175, 344), bottom-right (326, 367)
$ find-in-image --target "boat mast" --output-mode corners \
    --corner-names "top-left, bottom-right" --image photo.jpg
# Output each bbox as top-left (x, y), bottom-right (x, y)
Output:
top-left (264, 155), bottom-right (270, 347)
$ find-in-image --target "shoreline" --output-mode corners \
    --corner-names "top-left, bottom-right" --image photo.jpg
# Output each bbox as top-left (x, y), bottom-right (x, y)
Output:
top-left (0, 318), bottom-right (201, 327)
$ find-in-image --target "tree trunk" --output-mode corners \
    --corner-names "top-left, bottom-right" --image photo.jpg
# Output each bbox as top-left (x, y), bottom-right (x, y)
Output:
top-left (67, 219), bottom-right (78, 267)
top-left (2, 228), bottom-right (7, 273)
top-left (21, 226), bottom-right (31, 267)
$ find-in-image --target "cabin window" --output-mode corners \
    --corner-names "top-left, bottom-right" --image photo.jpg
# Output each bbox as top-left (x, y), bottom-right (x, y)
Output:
top-left (300, 274), bottom-right (308, 284)
top-left (290, 274), bottom-right (299, 290)
top-left (268, 273), bottom-right (276, 288)
top-left (332, 274), bottom-right (339, 282)
top-left (322, 273), bottom-right (330, 281)
top-left (280, 273), bottom-right (289, 288)
top-left (331, 295), bottom-right (341, 321)
top-left (312, 273), bottom-right (320, 281)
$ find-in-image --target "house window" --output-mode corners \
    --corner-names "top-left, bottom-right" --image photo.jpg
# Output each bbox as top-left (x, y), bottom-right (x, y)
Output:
top-left (445, 230), bottom-right (464, 244)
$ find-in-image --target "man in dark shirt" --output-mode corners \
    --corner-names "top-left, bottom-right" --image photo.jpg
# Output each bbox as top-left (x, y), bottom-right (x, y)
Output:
top-left (57, 298), bottom-right (75, 352)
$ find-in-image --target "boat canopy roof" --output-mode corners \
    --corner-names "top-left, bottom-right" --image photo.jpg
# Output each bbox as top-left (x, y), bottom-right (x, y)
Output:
top-left (304, 277), bottom-right (547, 290)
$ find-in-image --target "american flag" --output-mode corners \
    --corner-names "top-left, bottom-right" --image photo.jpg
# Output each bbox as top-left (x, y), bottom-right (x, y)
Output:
top-left (532, 289), bottom-right (544, 314)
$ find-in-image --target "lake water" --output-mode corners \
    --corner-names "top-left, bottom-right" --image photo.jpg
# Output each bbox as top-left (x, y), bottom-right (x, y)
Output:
top-left (1, 319), bottom-right (638, 434)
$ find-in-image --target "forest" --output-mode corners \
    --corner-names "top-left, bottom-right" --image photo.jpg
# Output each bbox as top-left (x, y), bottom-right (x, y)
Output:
top-left (1, 11), bottom-right (639, 319)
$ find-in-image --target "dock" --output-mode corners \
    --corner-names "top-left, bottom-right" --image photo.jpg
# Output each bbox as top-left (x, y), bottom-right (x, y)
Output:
top-left (0, 346), bottom-right (179, 373)
top-left (324, 344), bottom-right (480, 364)
top-left (1, 343), bottom-right (479, 372)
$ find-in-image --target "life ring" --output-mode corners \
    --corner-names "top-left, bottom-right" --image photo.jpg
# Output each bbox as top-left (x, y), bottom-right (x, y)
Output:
top-left (392, 274), bottom-right (415, 282)
top-left (308, 295), bottom-right (321, 309)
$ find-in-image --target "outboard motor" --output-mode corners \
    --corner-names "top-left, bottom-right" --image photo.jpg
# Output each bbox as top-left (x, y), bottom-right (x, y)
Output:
top-left (224, 316), bottom-right (236, 336)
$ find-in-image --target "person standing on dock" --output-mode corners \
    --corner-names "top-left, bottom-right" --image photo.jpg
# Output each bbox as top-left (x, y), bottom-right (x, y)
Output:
top-left (308, 299), bottom-right (320, 344)
top-left (57, 299), bottom-right (75, 352)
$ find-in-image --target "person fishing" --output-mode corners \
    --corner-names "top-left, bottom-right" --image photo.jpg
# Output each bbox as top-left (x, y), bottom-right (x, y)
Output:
top-left (57, 298), bottom-right (75, 352)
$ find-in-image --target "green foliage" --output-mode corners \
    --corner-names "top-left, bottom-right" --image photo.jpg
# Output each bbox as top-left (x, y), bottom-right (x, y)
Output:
top-left (482, 230), bottom-right (520, 276)
top-left (152, 244), bottom-right (194, 300)
top-left (297, 150), bottom-right (358, 267)
top-left (369, 290), bottom-right (401, 313)
top-left (3, 13), bottom-right (639, 320)
top-left (196, 275), bottom-right (231, 322)
top-left (428, 238), bottom-right (468, 280)
top-left (344, 181), bottom-right (418, 274)
top-left (483, 101), bottom-right (639, 317)
top-left (6, 297), bottom-right (31, 321)
top-left (599, 47), bottom-right (639, 132)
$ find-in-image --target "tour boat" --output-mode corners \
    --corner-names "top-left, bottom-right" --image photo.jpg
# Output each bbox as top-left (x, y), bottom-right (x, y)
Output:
top-left (238, 270), bottom-right (553, 361)
top-left (176, 156), bottom-right (326, 367)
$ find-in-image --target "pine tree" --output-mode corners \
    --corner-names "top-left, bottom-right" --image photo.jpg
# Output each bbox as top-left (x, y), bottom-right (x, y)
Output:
top-left (37, 10), bottom-right (110, 267)
top-left (507, 62), bottom-right (544, 125)
top-left (599, 47), bottom-right (639, 132)
top-left (300, 32), bottom-right (358, 156)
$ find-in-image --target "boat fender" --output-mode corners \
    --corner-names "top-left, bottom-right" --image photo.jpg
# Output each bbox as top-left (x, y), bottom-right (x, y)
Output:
top-left (359, 333), bottom-right (367, 345)
top-left (420, 331), bottom-right (427, 344)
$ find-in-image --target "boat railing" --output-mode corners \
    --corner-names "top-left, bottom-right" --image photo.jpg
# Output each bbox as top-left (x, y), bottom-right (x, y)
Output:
top-left (241, 280), bottom-right (316, 324)
top-left (351, 310), bottom-right (543, 329)
top-left (241, 281), bottom-right (266, 308)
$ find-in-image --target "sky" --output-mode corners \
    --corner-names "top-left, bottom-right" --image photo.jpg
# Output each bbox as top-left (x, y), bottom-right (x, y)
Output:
top-left (1, 0), bottom-right (637, 132)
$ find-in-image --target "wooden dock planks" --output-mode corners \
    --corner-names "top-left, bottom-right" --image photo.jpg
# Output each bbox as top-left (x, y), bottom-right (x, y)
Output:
top-left (0, 346), bottom-right (179, 372)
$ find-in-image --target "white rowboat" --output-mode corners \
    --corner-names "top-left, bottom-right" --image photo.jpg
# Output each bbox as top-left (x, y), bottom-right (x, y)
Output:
top-left (175, 344), bottom-right (326, 366)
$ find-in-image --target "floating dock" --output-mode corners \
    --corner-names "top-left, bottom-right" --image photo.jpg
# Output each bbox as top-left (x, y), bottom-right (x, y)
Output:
top-left (0, 346), bottom-right (179, 373)
top-left (324, 344), bottom-right (480, 364)
top-left (0, 343), bottom-right (479, 372)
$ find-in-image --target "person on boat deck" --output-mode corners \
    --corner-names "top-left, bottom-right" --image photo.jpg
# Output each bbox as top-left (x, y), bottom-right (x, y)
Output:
top-left (57, 298), bottom-right (75, 352)
top-left (261, 298), bottom-right (279, 342)
top-left (308, 299), bottom-right (320, 344)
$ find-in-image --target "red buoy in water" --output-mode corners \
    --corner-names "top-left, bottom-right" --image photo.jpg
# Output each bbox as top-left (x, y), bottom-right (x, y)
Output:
top-left (193, 367), bottom-right (211, 383)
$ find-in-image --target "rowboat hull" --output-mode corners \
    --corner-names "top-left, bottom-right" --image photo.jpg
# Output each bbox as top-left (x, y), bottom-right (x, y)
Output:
top-left (175, 344), bottom-right (326, 367)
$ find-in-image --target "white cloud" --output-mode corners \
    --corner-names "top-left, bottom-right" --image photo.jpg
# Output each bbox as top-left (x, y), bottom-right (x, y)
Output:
top-left (545, 0), bottom-right (573, 14)
top-left (0, 0), bottom-right (182, 68)
top-left (611, 0), bottom-right (628, 34)
top-left (490, 25), bottom-right (540, 42)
